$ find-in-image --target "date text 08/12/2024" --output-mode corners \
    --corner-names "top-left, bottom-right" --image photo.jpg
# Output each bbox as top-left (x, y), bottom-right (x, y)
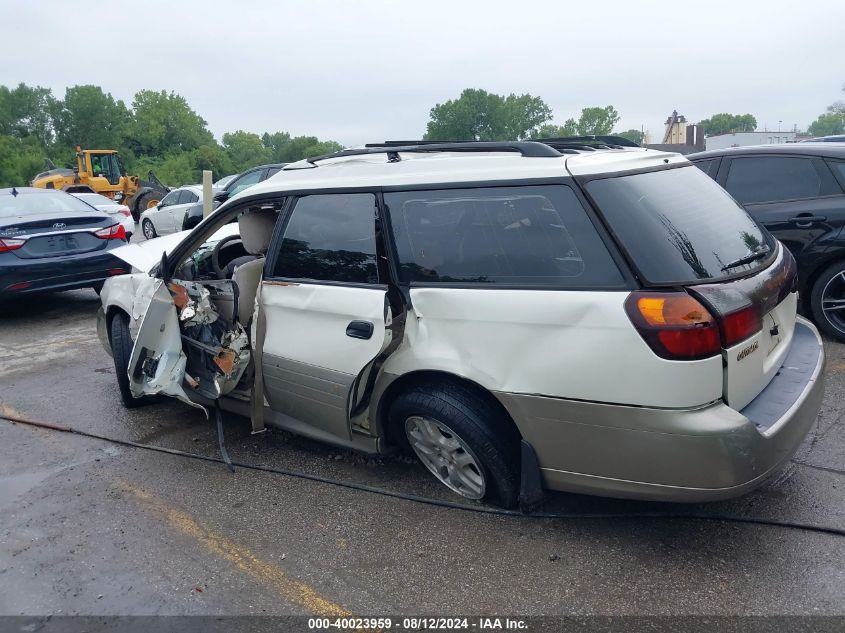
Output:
top-left (308, 617), bottom-right (528, 630)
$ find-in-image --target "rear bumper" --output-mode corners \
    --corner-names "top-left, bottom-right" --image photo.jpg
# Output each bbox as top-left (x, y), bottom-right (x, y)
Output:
top-left (0, 247), bottom-right (129, 296)
top-left (496, 317), bottom-right (825, 502)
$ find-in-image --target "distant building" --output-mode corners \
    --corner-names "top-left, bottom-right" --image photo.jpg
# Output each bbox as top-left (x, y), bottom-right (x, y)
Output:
top-left (663, 110), bottom-right (688, 144)
top-left (705, 131), bottom-right (796, 150)
top-left (644, 110), bottom-right (704, 154)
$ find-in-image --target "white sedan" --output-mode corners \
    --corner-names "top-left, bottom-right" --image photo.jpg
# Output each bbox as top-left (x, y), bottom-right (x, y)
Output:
top-left (139, 185), bottom-right (205, 240)
top-left (71, 192), bottom-right (136, 240)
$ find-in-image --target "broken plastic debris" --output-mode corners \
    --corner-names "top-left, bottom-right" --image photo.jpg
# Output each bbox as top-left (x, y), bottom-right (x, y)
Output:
top-left (169, 280), bottom-right (219, 325)
top-left (213, 349), bottom-right (237, 376)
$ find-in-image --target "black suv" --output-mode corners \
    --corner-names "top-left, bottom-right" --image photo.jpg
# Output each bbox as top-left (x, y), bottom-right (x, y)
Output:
top-left (689, 143), bottom-right (845, 341)
top-left (182, 164), bottom-right (287, 231)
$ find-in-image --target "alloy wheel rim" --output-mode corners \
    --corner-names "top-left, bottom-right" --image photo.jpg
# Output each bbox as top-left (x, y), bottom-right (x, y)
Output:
top-left (405, 416), bottom-right (486, 500)
top-left (143, 221), bottom-right (154, 239)
top-left (821, 271), bottom-right (845, 335)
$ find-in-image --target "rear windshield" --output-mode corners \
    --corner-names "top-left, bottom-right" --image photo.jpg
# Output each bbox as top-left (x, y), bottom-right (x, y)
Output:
top-left (0, 191), bottom-right (99, 218)
top-left (586, 166), bottom-right (773, 284)
top-left (76, 193), bottom-right (118, 207)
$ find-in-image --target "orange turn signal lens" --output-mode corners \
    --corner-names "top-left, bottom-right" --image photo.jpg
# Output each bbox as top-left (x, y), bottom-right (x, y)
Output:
top-left (625, 292), bottom-right (721, 361)
top-left (636, 294), bottom-right (713, 327)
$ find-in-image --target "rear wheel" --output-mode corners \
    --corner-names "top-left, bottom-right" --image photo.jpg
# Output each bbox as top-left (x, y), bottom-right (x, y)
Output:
top-left (810, 261), bottom-right (845, 342)
top-left (389, 381), bottom-right (521, 508)
top-left (110, 313), bottom-right (146, 408)
top-left (142, 218), bottom-right (157, 240)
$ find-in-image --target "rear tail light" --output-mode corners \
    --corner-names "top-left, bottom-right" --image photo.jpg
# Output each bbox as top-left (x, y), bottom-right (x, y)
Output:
top-left (94, 224), bottom-right (126, 240)
top-left (0, 237), bottom-right (25, 253)
top-left (625, 292), bottom-right (722, 360)
top-left (118, 205), bottom-right (132, 217)
top-left (720, 306), bottom-right (762, 348)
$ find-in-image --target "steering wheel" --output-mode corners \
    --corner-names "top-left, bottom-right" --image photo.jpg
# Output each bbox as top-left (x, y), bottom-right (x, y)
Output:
top-left (211, 235), bottom-right (244, 279)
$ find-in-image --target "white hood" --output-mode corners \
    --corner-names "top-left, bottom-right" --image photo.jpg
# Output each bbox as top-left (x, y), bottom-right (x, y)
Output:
top-left (110, 230), bottom-right (192, 273)
top-left (110, 224), bottom-right (241, 273)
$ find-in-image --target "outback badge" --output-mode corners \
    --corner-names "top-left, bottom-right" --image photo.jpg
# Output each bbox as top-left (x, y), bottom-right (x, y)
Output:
top-left (736, 340), bottom-right (759, 362)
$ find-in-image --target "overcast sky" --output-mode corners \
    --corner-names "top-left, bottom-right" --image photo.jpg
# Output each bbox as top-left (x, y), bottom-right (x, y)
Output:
top-left (2, 0), bottom-right (842, 145)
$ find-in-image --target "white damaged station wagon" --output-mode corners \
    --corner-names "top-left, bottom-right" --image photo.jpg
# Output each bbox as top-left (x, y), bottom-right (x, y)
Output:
top-left (98, 138), bottom-right (825, 509)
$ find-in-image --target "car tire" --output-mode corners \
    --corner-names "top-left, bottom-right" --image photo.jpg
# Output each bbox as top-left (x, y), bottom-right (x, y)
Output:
top-left (142, 218), bottom-right (157, 240)
top-left (110, 313), bottom-right (147, 408)
top-left (133, 192), bottom-right (157, 221)
top-left (388, 381), bottom-right (521, 508)
top-left (810, 261), bottom-right (845, 342)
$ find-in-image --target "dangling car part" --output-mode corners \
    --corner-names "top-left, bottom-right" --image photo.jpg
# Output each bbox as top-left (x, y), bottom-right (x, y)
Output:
top-left (127, 277), bottom-right (251, 407)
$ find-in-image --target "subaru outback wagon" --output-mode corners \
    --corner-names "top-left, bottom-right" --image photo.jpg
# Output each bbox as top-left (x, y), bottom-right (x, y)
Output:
top-left (98, 139), bottom-right (825, 509)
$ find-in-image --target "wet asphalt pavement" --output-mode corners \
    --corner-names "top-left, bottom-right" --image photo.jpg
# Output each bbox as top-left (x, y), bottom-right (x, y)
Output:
top-left (0, 284), bottom-right (843, 619)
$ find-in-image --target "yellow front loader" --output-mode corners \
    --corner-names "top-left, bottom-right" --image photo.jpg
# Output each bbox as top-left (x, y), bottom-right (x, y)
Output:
top-left (32, 146), bottom-right (170, 221)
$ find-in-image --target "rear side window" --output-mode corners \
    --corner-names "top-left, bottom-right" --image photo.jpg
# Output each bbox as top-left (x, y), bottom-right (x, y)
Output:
top-left (385, 185), bottom-right (624, 287)
top-left (725, 156), bottom-right (836, 204)
top-left (587, 166), bottom-right (773, 285)
top-left (178, 190), bottom-right (199, 204)
top-left (272, 193), bottom-right (378, 284)
top-left (692, 158), bottom-right (718, 178)
top-left (826, 160), bottom-right (845, 185)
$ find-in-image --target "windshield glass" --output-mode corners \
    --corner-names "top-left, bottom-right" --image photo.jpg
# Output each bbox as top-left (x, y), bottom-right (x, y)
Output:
top-left (76, 193), bottom-right (118, 207)
top-left (586, 166), bottom-right (773, 284)
top-left (0, 191), bottom-right (101, 218)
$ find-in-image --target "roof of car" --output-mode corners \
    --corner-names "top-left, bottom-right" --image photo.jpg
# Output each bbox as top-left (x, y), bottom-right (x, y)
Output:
top-left (241, 163), bottom-right (286, 173)
top-left (230, 147), bottom-right (686, 200)
top-left (689, 143), bottom-right (845, 160)
top-left (0, 187), bottom-right (64, 196)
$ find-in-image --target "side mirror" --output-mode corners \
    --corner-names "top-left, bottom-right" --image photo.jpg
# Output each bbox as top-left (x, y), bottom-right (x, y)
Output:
top-left (213, 190), bottom-right (228, 203)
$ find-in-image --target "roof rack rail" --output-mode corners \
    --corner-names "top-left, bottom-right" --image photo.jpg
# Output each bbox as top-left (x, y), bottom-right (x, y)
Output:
top-left (369, 136), bottom-right (640, 148)
top-left (533, 135), bottom-right (640, 149)
top-left (301, 141), bottom-right (562, 166)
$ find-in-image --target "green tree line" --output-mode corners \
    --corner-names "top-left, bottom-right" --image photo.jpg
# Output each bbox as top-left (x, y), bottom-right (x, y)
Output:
top-left (808, 84), bottom-right (845, 137)
top-left (18, 82), bottom-right (843, 189)
top-left (0, 83), bottom-right (343, 188)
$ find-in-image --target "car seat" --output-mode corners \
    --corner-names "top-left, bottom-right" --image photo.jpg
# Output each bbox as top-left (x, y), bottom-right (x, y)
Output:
top-left (232, 208), bottom-right (276, 325)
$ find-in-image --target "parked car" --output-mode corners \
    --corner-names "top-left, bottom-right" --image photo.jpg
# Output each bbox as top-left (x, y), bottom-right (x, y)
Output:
top-left (212, 164), bottom-right (286, 205)
top-left (70, 191), bottom-right (136, 240)
top-left (139, 185), bottom-right (205, 239)
top-left (181, 165), bottom-right (288, 232)
top-left (214, 174), bottom-right (238, 189)
top-left (98, 141), bottom-right (824, 508)
top-left (689, 144), bottom-right (845, 341)
top-left (0, 187), bottom-right (128, 297)
top-left (799, 135), bottom-right (845, 143)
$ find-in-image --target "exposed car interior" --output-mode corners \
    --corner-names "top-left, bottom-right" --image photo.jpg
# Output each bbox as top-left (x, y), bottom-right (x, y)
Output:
top-left (164, 205), bottom-right (279, 400)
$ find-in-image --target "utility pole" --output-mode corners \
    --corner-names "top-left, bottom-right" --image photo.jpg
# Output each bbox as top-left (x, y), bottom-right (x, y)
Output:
top-left (203, 170), bottom-right (213, 218)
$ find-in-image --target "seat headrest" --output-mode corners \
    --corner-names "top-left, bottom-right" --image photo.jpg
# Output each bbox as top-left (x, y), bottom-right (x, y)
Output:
top-left (238, 209), bottom-right (276, 255)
